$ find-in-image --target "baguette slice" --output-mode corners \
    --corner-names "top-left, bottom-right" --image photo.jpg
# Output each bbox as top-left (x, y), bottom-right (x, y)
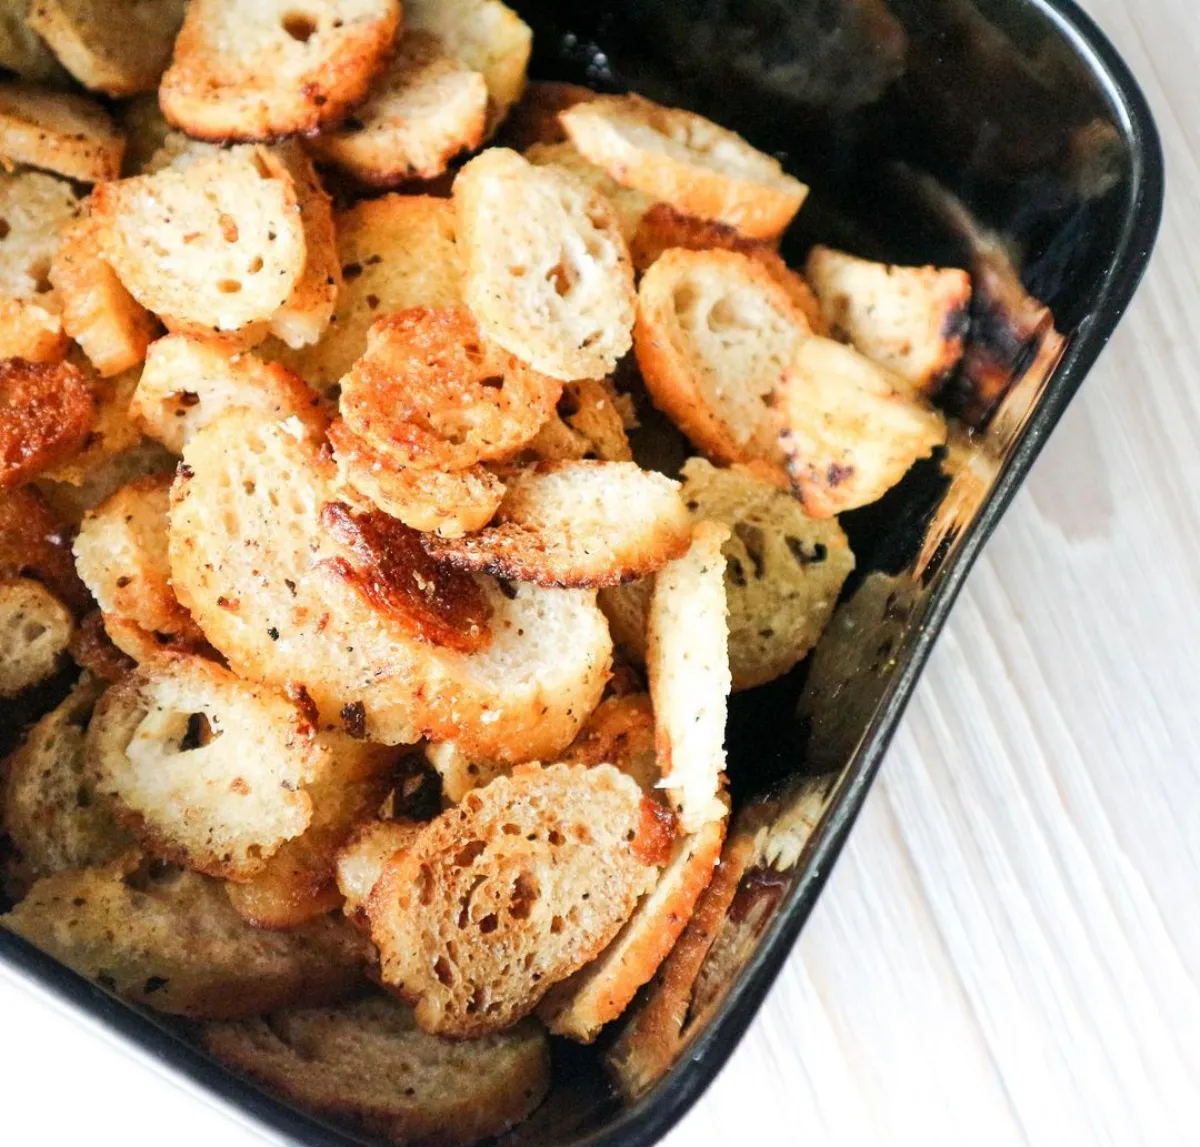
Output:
top-left (159, 0), bottom-right (400, 141)
top-left (334, 819), bottom-right (423, 928)
top-left (369, 762), bottom-right (672, 1036)
top-left (0, 485), bottom-right (89, 613)
top-left (1, 859), bottom-right (367, 1018)
top-left (203, 996), bottom-right (550, 1147)
top-left (37, 365), bottom-right (141, 487)
top-left (0, 576), bottom-right (73, 696)
top-left (525, 140), bottom-right (653, 243)
top-left (34, 437), bottom-right (177, 526)
top-left (0, 82), bottom-right (123, 181)
top-left (455, 148), bottom-right (635, 381)
top-left (562, 94), bottom-right (808, 241)
top-left (0, 297), bottom-right (65, 362)
top-left (777, 335), bottom-right (948, 517)
top-left (0, 356), bottom-right (95, 488)
top-left (0, 169), bottom-right (79, 299)
top-left (525, 377), bottom-right (634, 463)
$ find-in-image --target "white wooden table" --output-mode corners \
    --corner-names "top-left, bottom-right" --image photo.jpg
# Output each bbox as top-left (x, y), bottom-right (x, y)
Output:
top-left (2, 2), bottom-right (1197, 1144)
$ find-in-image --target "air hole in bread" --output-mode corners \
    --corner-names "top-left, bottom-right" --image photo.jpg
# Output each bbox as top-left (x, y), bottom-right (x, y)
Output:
top-left (454, 840), bottom-right (487, 867)
top-left (0, 218), bottom-right (9, 240)
top-left (282, 12), bottom-right (318, 42)
top-left (247, 256), bottom-right (264, 274)
top-left (546, 261), bottom-right (574, 298)
top-left (218, 279), bottom-right (242, 295)
top-left (509, 872), bottom-right (538, 919)
top-left (434, 955), bottom-right (455, 986)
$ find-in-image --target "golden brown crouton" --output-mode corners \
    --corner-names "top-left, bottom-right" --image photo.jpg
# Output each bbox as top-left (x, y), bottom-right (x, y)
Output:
top-left (34, 436), bottom-right (177, 526)
top-left (37, 365), bottom-right (141, 487)
top-left (0, 168), bottom-right (80, 302)
top-left (0, 356), bottom-right (95, 488)
top-left (0, 82), bottom-right (123, 181)
top-left (560, 692), bottom-right (659, 793)
top-left (524, 377), bottom-right (634, 463)
top-left (0, 297), bottom-right (65, 362)
top-left (0, 576), bottom-right (73, 696)
top-left (0, 484), bottom-right (88, 613)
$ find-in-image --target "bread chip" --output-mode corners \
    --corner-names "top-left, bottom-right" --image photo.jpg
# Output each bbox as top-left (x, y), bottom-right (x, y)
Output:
top-left (0, 82), bottom-right (123, 181)
top-left (679, 458), bottom-right (855, 689)
top-left (634, 248), bottom-right (809, 478)
top-left (159, 0), bottom-right (400, 142)
top-left (169, 411), bottom-right (611, 760)
top-left (806, 245), bottom-right (972, 396)
top-left (424, 461), bottom-right (691, 588)
top-left (339, 307), bottom-right (562, 469)
top-left (560, 692), bottom-right (658, 793)
top-left (0, 169), bottom-right (79, 299)
top-left (501, 80), bottom-right (596, 151)
top-left (647, 522), bottom-right (730, 833)
top-left (525, 141), bottom-right (653, 243)
top-left (335, 819), bottom-right (422, 928)
top-left (540, 815), bottom-right (725, 1042)
top-left (34, 437), bottom-right (177, 526)
top-left (455, 148), bottom-right (635, 381)
top-left (37, 365), bottom-right (142, 487)
top-left (0, 576), bottom-right (73, 696)
top-left (0, 0), bottom-right (68, 82)
top-left (561, 94), bottom-right (808, 241)
top-left (311, 31), bottom-right (487, 187)
top-left (1, 859), bottom-right (367, 1018)
top-left (68, 610), bottom-right (135, 682)
top-left (117, 93), bottom-right (172, 175)
top-left (0, 297), bottom-right (65, 361)
top-left (27, 0), bottom-right (186, 95)
top-left (0, 356), bottom-right (95, 488)
top-left (92, 147), bottom-right (307, 335)
top-left (777, 335), bottom-right (947, 517)
top-left (0, 485), bottom-right (88, 613)
top-left (204, 995), bottom-right (550, 1146)
top-left (525, 377), bottom-right (634, 463)
top-left (96, 611), bottom-right (214, 664)
top-left (329, 419), bottom-right (505, 538)
top-left (131, 332), bottom-right (324, 454)
top-left (369, 762), bottom-right (671, 1036)
top-left (87, 655), bottom-right (332, 879)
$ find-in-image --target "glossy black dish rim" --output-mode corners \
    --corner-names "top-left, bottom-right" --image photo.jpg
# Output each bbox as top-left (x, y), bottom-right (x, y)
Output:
top-left (0, 0), bottom-right (1165, 1144)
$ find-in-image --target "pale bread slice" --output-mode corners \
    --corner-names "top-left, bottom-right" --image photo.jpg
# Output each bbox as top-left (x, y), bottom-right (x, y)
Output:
top-left (424, 461), bottom-right (691, 588)
top-left (647, 522), bottom-right (731, 833)
top-left (86, 654), bottom-right (332, 880)
top-left (203, 995), bottom-right (550, 1146)
top-left (159, 0), bottom-right (400, 141)
top-left (0, 169), bottom-right (79, 299)
top-left (0, 297), bottom-right (65, 361)
top-left (311, 30), bottom-right (488, 187)
top-left (0, 0), bottom-right (68, 82)
top-left (27, 0), bottom-right (186, 95)
top-left (776, 335), bottom-right (947, 517)
top-left (525, 140), bottom-right (653, 243)
top-left (560, 691), bottom-right (659, 793)
top-left (0, 576), bottom-right (73, 696)
top-left (540, 814), bottom-right (726, 1042)
top-left (561, 94), bottom-right (808, 241)
top-left (455, 147), bottom-right (635, 382)
top-left (0, 356), bottom-right (95, 489)
top-left (131, 332), bottom-right (324, 454)
top-left (0, 484), bottom-right (89, 613)
top-left (369, 762), bottom-right (672, 1036)
top-left (525, 377), bottom-right (634, 463)
top-left (421, 740), bottom-right (510, 805)
top-left (37, 365), bottom-right (142, 487)
top-left (334, 819), bottom-right (423, 928)
top-left (634, 248), bottom-right (809, 478)
top-left (0, 82), bottom-right (123, 181)
top-left (1, 858), bottom-right (367, 1018)
top-left (806, 245), bottom-right (972, 396)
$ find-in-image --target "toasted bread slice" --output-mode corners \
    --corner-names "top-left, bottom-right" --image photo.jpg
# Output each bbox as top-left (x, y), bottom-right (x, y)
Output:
top-left (37, 365), bottom-right (142, 487)
top-left (86, 655), bottom-right (332, 880)
top-left (169, 411), bottom-right (612, 760)
top-left (0, 576), bottom-right (73, 696)
top-left (335, 819), bottom-right (423, 928)
top-left (204, 995), bottom-right (550, 1146)
top-left (369, 762), bottom-right (671, 1036)
top-left (647, 522), bottom-right (730, 833)
top-left (525, 141), bottom-right (653, 243)
top-left (777, 335), bottom-right (947, 517)
top-left (678, 458), bottom-right (855, 690)
top-left (97, 611), bottom-right (216, 664)
top-left (0, 485), bottom-right (88, 613)
top-left (561, 94), bottom-right (808, 241)
top-left (273, 194), bottom-right (462, 395)
top-left (34, 437), bottom-right (177, 525)
top-left (312, 31), bottom-right (488, 187)
top-left (1, 859), bottom-right (367, 1018)
top-left (131, 333), bottom-right (324, 454)
top-left (68, 610), bottom-right (136, 682)
top-left (541, 814), bottom-right (725, 1042)
top-left (806, 245), bottom-right (972, 397)
top-left (159, 0), bottom-right (400, 141)
top-left (0, 169), bottom-right (79, 299)
top-left (117, 93), bottom-right (172, 175)
top-left (27, 0), bottom-right (186, 95)
top-left (526, 377), bottom-right (634, 463)
top-left (339, 307), bottom-right (562, 470)
top-left (0, 0), bottom-right (68, 82)
top-left (425, 461), bottom-right (691, 588)
top-left (455, 148), bottom-right (635, 381)
top-left (0, 297), bottom-right (65, 361)
top-left (634, 249), bottom-right (809, 477)
top-left (0, 356), bottom-right (95, 488)
top-left (92, 147), bottom-right (307, 335)
top-left (0, 82), bottom-right (123, 181)
top-left (502, 80), bottom-right (596, 151)
top-left (560, 692), bottom-right (658, 793)
top-left (422, 740), bottom-right (509, 805)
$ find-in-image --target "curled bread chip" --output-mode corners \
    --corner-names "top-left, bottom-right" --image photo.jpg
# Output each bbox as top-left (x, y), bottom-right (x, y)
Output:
top-left (1, 859), bottom-right (368, 1018)
top-left (329, 419), bottom-right (505, 538)
top-left (159, 0), bottom-right (400, 142)
top-left (635, 248), bottom-right (809, 478)
top-left (502, 80), bottom-right (597, 151)
top-left (424, 461), bottom-right (691, 588)
top-left (0, 82), bottom-right (123, 182)
top-left (560, 692), bottom-right (659, 793)
top-left (92, 147), bottom-right (307, 335)
top-left (455, 148), bottom-right (636, 382)
top-left (0, 169), bottom-right (79, 299)
top-left (34, 437), bottom-right (177, 527)
top-left (806, 245), bottom-right (972, 396)
top-left (86, 655), bottom-right (332, 879)
top-left (131, 332), bottom-right (324, 454)
top-left (0, 485), bottom-right (88, 613)
top-left (777, 335), bottom-right (948, 517)
top-left (647, 522), bottom-right (731, 833)
top-left (335, 818), bottom-right (423, 928)
top-left (169, 410), bottom-right (611, 760)
top-left (369, 762), bottom-right (671, 1036)
top-left (423, 740), bottom-right (509, 805)
top-left (68, 610), bottom-right (136, 682)
top-left (27, 0), bottom-right (186, 95)
top-left (49, 211), bottom-right (157, 377)
top-left (562, 94), bottom-right (808, 241)
top-left (0, 576), bottom-right (73, 696)
top-left (37, 365), bottom-right (142, 487)
top-left (203, 996), bottom-right (550, 1147)
top-left (0, 298), bottom-right (66, 362)
top-left (339, 307), bottom-right (562, 470)
top-left (311, 31), bottom-right (488, 187)
top-left (525, 141), bottom-right (653, 244)
top-left (540, 814), bottom-right (726, 1043)
top-left (525, 377), bottom-right (634, 463)
top-left (0, 356), bottom-right (95, 488)
top-left (679, 458), bottom-right (856, 690)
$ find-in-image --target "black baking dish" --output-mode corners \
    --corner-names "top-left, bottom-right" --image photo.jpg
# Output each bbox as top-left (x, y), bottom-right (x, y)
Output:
top-left (0, 1), bottom-right (1163, 1145)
